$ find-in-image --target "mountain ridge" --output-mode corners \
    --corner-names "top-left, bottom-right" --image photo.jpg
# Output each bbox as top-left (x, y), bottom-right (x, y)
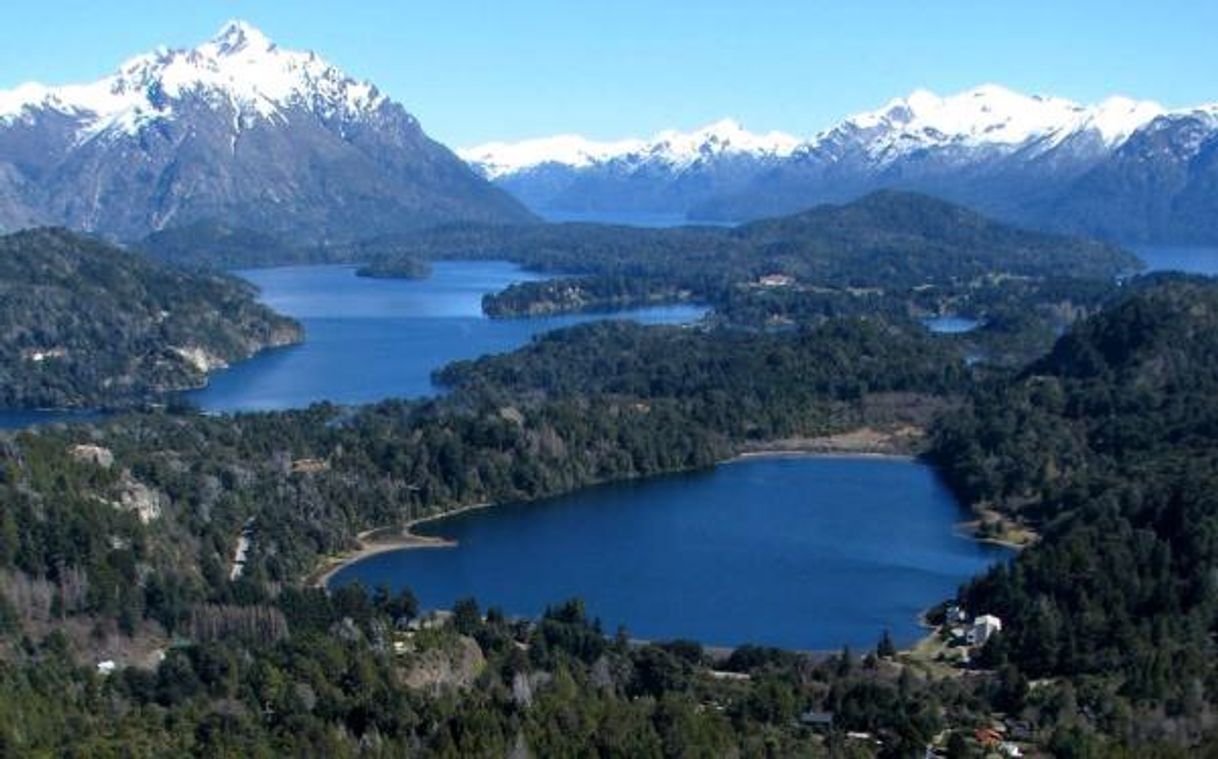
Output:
top-left (464, 85), bottom-right (1218, 243)
top-left (0, 20), bottom-right (534, 242)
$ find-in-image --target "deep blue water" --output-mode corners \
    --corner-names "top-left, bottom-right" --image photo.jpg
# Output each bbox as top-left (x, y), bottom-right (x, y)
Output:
top-left (185, 262), bottom-right (705, 412)
top-left (330, 456), bottom-right (1008, 650)
top-left (1133, 245), bottom-right (1218, 276)
top-left (922, 316), bottom-right (981, 334)
top-left (0, 409), bottom-right (104, 431)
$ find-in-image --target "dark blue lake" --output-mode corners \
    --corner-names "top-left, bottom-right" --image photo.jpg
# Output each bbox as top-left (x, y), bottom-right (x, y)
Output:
top-left (185, 261), bottom-right (704, 412)
top-left (923, 316), bottom-right (981, 334)
top-left (1133, 245), bottom-right (1218, 276)
top-left (330, 456), bottom-right (1009, 651)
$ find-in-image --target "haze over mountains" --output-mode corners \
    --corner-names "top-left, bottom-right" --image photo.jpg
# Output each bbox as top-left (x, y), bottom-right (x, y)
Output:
top-left (0, 21), bottom-right (532, 243)
top-left (463, 85), bottom-right (1218, 244)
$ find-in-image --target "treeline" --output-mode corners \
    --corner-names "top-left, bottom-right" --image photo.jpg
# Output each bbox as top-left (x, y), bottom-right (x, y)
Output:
top-left (438, 318), bottom-right (965, 441)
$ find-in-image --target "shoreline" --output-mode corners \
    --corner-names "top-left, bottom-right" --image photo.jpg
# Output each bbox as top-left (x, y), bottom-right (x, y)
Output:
top-left (731, 449), bottom-right (916, 462)
top-left (310, 442), bottom-right (920, 588)
top-left (310, 501), bottom-right (494, 588)
top-left (308, 427), bottom-right (1026, 662)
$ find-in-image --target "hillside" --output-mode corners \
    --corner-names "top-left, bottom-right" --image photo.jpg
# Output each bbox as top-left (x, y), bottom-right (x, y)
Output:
top-left (357, 192), bottom-right (1137, 363)
top-left (1, 279), bottom-right (1217, 751)
top-left (0, 21), bottom-right (534, 243)
top-left (930, 278), bottom-right (1218, 724)
top-left (0, 228), bottom-right (301, 408)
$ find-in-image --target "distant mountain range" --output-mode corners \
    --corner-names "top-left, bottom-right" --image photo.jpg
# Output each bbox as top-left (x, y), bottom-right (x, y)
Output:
top-left (462, 85), bottom-right (1218, 244)
top-left (0, 21), bottom-right (533, 243)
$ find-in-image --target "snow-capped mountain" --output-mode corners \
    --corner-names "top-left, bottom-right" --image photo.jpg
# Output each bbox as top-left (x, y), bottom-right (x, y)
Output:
top-left (468, 84), bottom-right (1218, 243)
top-left (461, 119), bottom-right (800, 217)
top-left (462, 119), bottom-right (800, 178)
top-left (0, 21), bottom-right (531, 241)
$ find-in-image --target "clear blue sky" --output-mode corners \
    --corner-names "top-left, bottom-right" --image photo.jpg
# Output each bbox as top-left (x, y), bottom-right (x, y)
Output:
top-left (2, 0), bottom-right (1215, 146)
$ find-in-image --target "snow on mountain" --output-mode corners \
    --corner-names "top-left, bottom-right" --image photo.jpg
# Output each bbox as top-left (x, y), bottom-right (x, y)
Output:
top-left (0, 20), bottom-right (386, 138)
top-left (467, 85), bottom-right (1173, 179)
top-left (460, 134), bottom-right (647, 179)
top-left (820, 85), bottom-right (1165, 162)
top-left (462, 118), bottom-right (801, 178)
top-left (0, 20), bottom-right (532, 241)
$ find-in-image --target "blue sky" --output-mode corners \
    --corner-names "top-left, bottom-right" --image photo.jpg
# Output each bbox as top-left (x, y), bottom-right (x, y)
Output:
top-left (2, 0), bottom-right (1215, 146)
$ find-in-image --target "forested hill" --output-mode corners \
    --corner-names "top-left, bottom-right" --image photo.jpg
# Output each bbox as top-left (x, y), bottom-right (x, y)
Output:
top-left (929, 278), bottom-right (1218, 741)
top-left (363, 190), bottom-right (1138, 286)
top-left (0, 228), bottom-right (302, 408)
top-left (346, 192), bottom-right (1138, 359)
top-left (732, 190), bottom-right (1136, 283)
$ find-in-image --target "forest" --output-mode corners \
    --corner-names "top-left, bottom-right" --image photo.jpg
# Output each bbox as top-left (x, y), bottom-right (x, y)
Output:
top-left (4, 195), bottom-right (1218, 754)
top-left (0, 228), bottom-right (302, 408)
top-left (0, 277), bottom-right (1217, 753)
top-left (367, 191), bottom-right (1140, 363)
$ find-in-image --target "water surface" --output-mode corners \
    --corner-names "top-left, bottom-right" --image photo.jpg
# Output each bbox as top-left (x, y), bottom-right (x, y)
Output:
top-left (188, 262), bottom-right (704, 412)
top-left (1132, 245), bottom-right (1218, 276)
top-left (922, 316), bottom-right (981, 334)
top-left (0, 409), bottom-right (104, 431)
top-left (331, 456), bottom-right (1008, 650)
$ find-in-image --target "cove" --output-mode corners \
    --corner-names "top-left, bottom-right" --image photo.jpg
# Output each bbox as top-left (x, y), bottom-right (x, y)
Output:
top-left (186, 261), bottom-right (705, 412)
top-left (329, 456), bottom-right (1009, 651)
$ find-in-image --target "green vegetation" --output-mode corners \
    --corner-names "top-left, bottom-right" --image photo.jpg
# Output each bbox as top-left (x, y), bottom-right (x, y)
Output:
top-left (4, 197), bottom-right (1218, 754)
top-left (929, 276), bottom-right (1218, 749)
top-left (355, 255), bottom-right (433, 280)
top-left (137, 220), bottom-right (322, 269)
top-left (0, 228), bottom-right (302, 408)
top-left (368, 191), bottom-right (1139, 362)
top-left (0, 307), bottom-right (979, 755)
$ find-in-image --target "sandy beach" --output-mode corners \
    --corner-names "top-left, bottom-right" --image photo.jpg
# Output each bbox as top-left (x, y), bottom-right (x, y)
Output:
top-left (309, 502), bottom-right (495, 588)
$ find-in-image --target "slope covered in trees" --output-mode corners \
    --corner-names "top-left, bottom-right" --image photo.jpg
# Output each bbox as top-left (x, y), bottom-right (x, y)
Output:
top-left (4, 265), bottom-right (1218, 753)
top-left (361, 191), bottom-right (1138, 362)
top-left (930, 277), bottom-right (1218, 744)
top-left (0, 228), bottom-right (302, 408)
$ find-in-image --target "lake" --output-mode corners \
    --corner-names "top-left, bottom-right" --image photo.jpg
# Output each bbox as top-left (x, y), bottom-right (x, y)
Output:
top-left (1133, 245), bottom-right (1218, 276)
top-left (329, 455), bottom-right (1009, 651)
top-left (0, 261), bottom-right (704, 427)
top-left (185, 262), bottom-right (704, 412)
top-left (923, 316), bottom-right (981, 334)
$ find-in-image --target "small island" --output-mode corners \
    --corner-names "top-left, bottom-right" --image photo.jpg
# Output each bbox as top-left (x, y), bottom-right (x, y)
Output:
top-left (356, 255), bottom-right (434, 280)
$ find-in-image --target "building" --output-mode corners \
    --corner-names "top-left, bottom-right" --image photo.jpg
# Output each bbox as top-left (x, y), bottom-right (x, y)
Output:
top-left (968, 614), bottom-right (1003, 646)
top-left (799, 710), bottom-right (834, 730)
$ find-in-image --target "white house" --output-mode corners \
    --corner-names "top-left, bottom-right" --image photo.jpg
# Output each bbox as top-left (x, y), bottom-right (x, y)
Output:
top-left (968, 614), bottom-right (1003, 646)
top-left (96, 660), bottom-right (117, 675)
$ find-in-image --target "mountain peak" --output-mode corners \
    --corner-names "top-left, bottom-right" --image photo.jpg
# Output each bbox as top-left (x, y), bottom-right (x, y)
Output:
top-left (208, 20), bottom-right (275, 55)
top-left (0, 22), bottom-right (386, 136)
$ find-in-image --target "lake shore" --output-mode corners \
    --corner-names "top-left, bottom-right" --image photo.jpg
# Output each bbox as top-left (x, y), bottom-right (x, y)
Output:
top-left (311, 436), bottom-right (922, 589)
top-left (733, 425), bottom-right (925, 459)
top-left (308, 503), bottom-right (495, 588)
top-left (309, 424), bottom-right (1017, 653)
